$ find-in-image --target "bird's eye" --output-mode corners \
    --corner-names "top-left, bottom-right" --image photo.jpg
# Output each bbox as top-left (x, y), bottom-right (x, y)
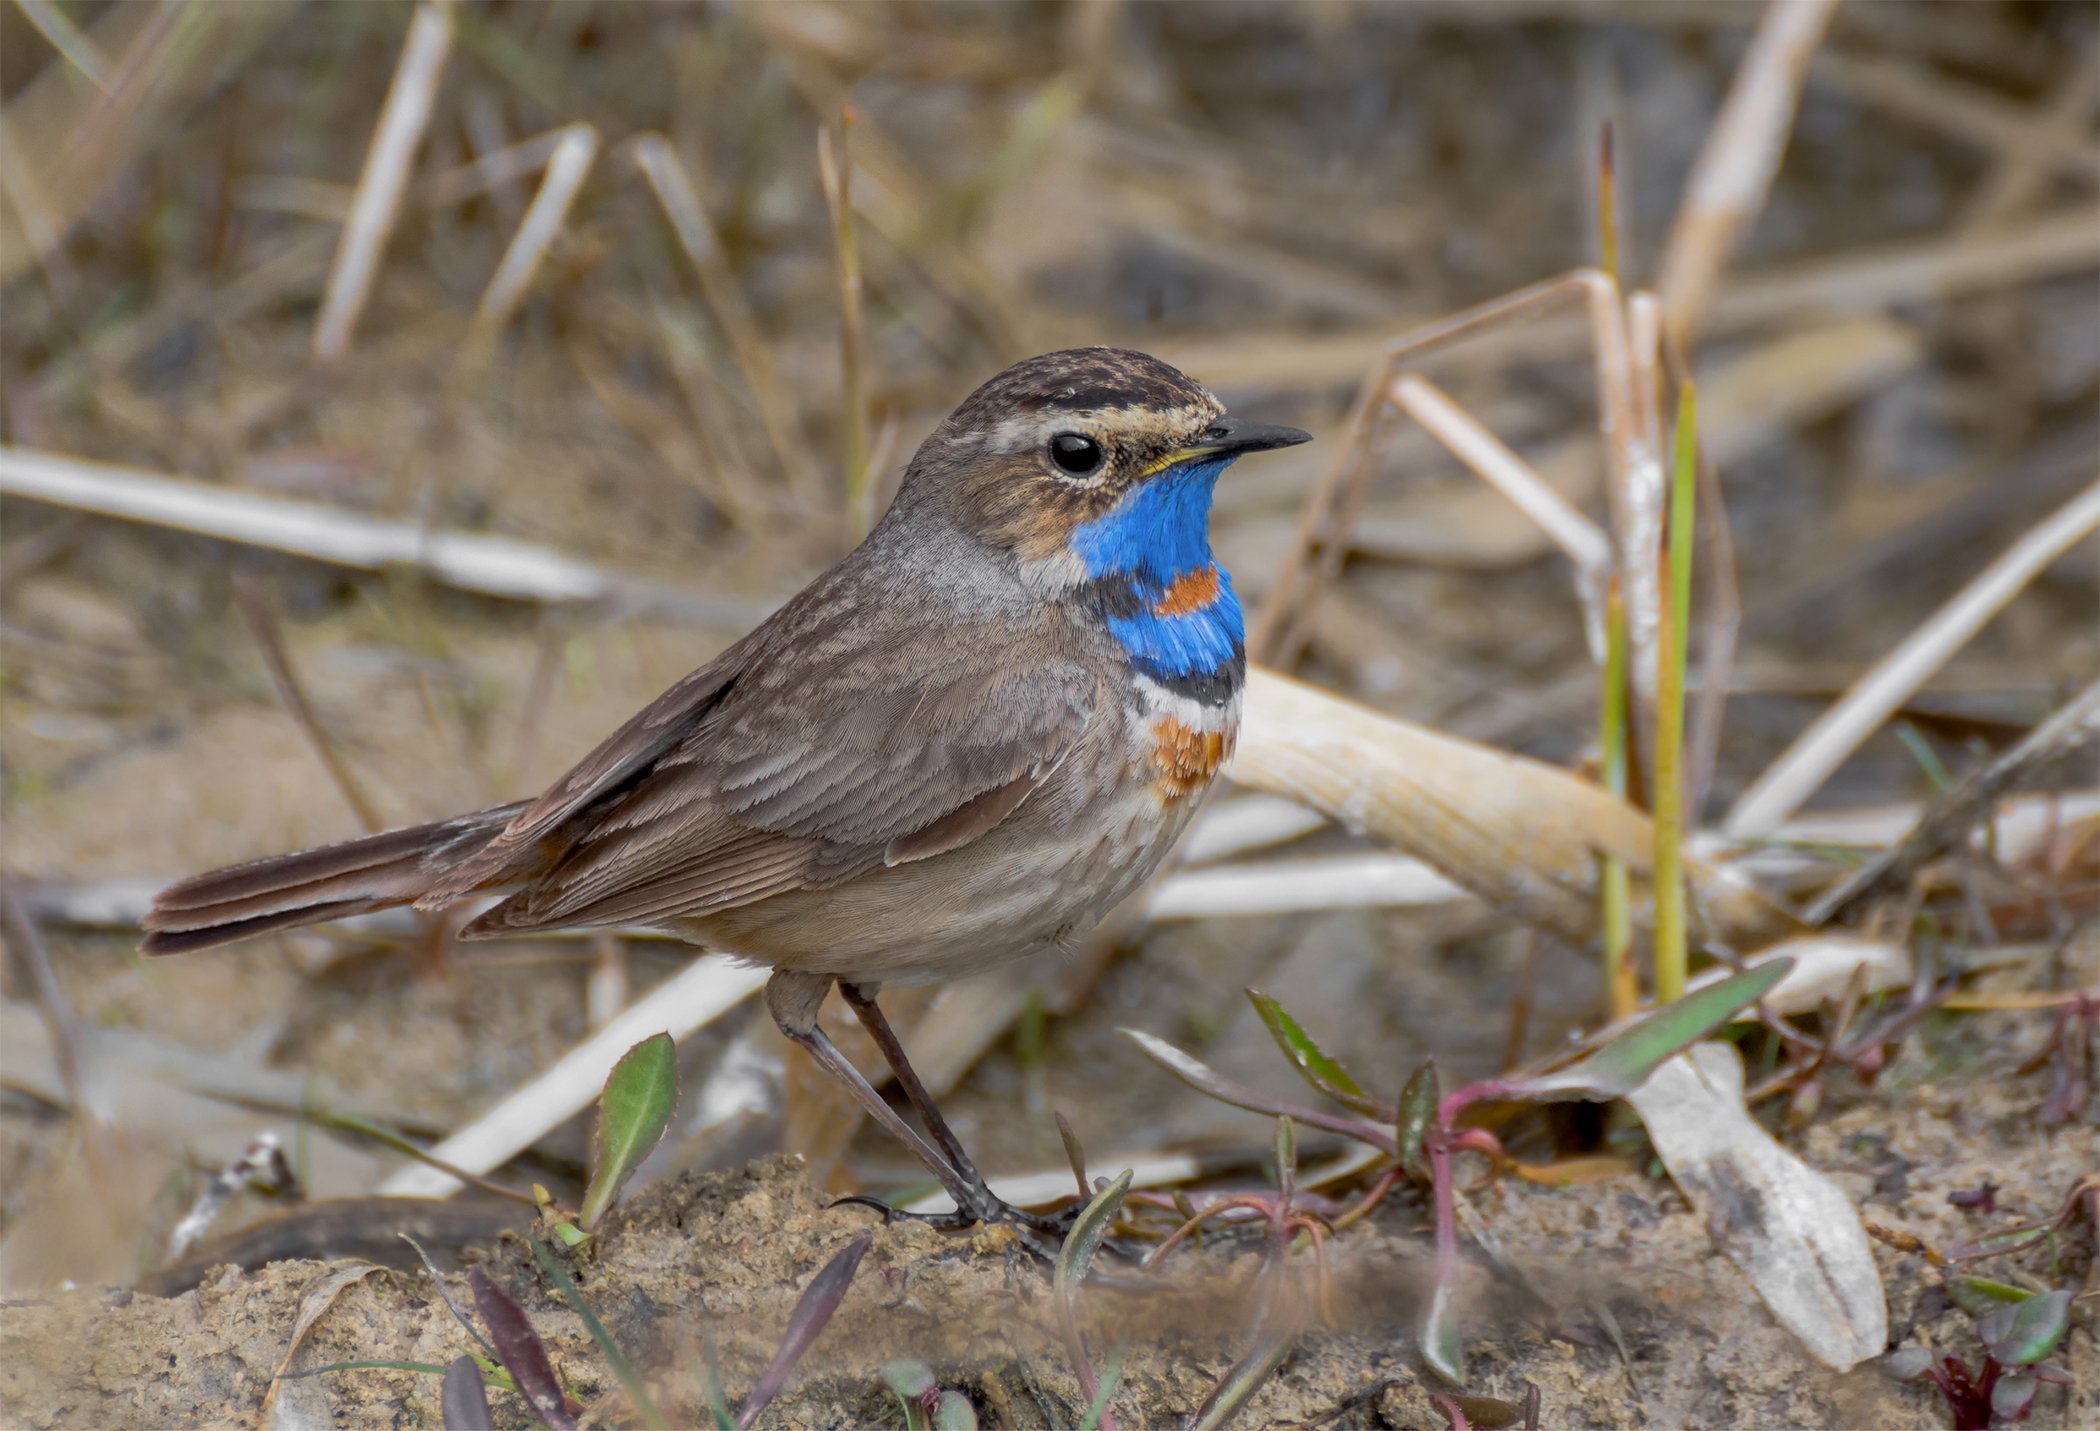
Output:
top-left (1048, 433), bottom-right (1103, 476)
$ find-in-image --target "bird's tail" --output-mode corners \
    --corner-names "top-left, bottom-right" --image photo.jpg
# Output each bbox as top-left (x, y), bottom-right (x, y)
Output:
top-left (140, 801), bottom-right (530, 956)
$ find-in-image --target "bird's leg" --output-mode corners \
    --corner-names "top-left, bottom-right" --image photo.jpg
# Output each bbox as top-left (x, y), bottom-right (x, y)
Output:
top-left (836, 981), bottom-right (987, 1191)
top-left (764, 970), bottom-right (996, 1226)
top-left (839, 980), bottom-right (1082, 1238)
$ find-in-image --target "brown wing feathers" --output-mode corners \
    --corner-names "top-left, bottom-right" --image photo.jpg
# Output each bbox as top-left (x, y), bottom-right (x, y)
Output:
top-left (144, 582), bottom-right (1090, 953)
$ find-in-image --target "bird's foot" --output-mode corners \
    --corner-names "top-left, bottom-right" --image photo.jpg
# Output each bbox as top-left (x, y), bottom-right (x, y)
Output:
top-left (829, 1189), bottom-right (1139, 1265)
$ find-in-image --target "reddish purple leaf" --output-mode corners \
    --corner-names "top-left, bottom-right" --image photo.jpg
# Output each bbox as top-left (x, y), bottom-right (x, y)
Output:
top-left (470, 1267), bottom-right (576, 1431)
top-left (735, 1233), bottom-right (871, 1430)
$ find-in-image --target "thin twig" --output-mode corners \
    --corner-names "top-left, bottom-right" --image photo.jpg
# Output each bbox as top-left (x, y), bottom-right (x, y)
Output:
top-left (313, 3), bottom-right (451, 362)
top-left (1726, 480), bottom-right (2100, 837)
top-left (0, 891), bottom-right (103, 1137)
top-left (232, 576), bottom-right (384, 834)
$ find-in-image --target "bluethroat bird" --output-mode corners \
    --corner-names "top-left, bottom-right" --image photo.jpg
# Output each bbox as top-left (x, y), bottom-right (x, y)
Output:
top-left (143, 348), bottom-right (1311, 1235)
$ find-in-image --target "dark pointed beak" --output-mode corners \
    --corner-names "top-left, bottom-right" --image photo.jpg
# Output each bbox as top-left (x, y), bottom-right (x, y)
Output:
top-left (1197, 416), bottom-right (1314, 458)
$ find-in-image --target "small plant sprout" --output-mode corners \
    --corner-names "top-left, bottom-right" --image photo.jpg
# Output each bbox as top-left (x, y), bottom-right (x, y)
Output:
top-left (1056, 1170), bottom-right (1135, 1431)
top-left (1882, 1284), bottom-right (2073, 1427)
top-left (580, 1031), bottom-right (681, 1233)
top-left (880, 1360), bottom-right (979, 1431)
top-left (1125, 960), bottom-right (1793, 1384)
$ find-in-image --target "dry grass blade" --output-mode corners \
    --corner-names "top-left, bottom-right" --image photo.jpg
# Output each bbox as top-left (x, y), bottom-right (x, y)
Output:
top-left (313, 3), bottom-right (452, 362)
top-left (1725, 480), bottom-right (2100, 837)
top-left (1232, 667), bottom-right (1793, 947)
top-left (629, 133), bottom-right (825, 506)
top-left (1656, 0), bottom-right (1840, 346)
top-left (0, 2), bottom-right (291, 288)
top-left (467, 123), bottom-right (599, 350)
top-left (260, 1262), bottom-right (384, 1426)
top-left (380, 957), bottom-right (766, 1198)
top-left (1807, 677), bottom-right (2100, 923)
top-left (817, 112), bottom-right (871, 538)
top-left (1246, 357), bottom-right (1393, 667)
top-left (12, 0), bottom-right (108, 89)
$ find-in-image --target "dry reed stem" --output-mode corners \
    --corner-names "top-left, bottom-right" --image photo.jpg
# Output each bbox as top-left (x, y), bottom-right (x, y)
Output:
top-left (1619, 291), bottom-right (1667, 708)
top-left (1816, 50), bottom-right (2100, 193)
top-left (1726, 479), bottom-right (2100, 837)
top-left (312, 3), bottom-right (452, 363)
top-left (1231, 667), bottom-right (1792, 947)
top-left (463, 122), bottom-right (598, 357)
top-left (0, 447), bottom-right (779, 624)
top-left (1656, 0), bottom-right (1839, 348)
top-left (628, 133), bottom-right (826, 507)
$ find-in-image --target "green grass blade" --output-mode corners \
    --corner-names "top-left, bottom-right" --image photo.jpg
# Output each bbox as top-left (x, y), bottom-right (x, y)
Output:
top-left (1652, 380), bottom-right (1699, 1004)
top-left (1074, 1348), bottom-right (1126, 1431)
top-left (529, 1235), bottom-right (670, 1431)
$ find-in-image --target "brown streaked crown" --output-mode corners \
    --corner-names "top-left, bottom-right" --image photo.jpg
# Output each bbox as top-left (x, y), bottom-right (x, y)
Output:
top-left (893, 348), bottom-right (1228, 560)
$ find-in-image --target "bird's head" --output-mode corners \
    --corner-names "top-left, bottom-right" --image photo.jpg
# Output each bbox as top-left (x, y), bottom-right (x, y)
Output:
top-left (894, 348), bottom-right (1311, 589)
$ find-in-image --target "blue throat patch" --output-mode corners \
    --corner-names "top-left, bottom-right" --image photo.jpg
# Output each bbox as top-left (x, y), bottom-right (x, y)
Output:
top-left (1069, 456), bottom-right (1244, 685)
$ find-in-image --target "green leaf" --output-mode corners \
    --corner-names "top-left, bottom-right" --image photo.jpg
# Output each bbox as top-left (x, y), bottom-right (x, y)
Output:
top-left (1246, 989), bottom-right (1388, 1117)
top-left (882, 1359), bottom-right (937, 1401)
top-left (1979, 1288), bottom-right (2072, 1367)
top-left (581, 1032), bottom-right (679, 1231)
top-left (1189, 1324), bottom-right (1296, 1431)
top-left (1946, 1276), bottom-right (2032, 1318)
top-left (1421, 1275), bottom-right (1465, 1385)
top-left (1057, 1170), bottom-right (1134, 1311)
top-left (1516, 960), bottom-right (1794, 1102)
top-left (933, 1389), bottom-right (979, 1431)
top-left (1396, 1059), bottom-right (1440, 1174)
